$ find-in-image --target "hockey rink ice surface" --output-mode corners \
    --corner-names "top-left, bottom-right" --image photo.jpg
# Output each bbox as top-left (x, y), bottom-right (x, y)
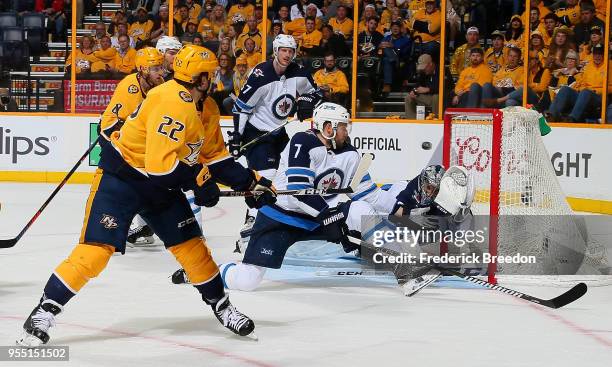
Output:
top-left (1, 182), bottom-right (611, 367)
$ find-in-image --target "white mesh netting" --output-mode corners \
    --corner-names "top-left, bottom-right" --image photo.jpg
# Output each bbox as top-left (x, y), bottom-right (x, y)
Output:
top-left (446, 107), bottom-right (611, 285)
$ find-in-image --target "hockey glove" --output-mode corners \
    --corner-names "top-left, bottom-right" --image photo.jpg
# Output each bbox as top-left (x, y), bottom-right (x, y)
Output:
top-left (316, 202), bottom-right (350, 243)
top-left (244, 171), bottom-right (277, 209)
top-left (296, 94), bottom-right (317, 121)
top-left (193, 166), bottom-right (220, 207)
top-left (228, 130), bottom-right (242, 158)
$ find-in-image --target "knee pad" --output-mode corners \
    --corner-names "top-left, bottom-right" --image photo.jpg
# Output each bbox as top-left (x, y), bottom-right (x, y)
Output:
top-left (55, 243), bottom-right (114, 292)
top-left (222, 262), bottom-right (266, 291)
top-left (168, 237), bottom-right (218, 285)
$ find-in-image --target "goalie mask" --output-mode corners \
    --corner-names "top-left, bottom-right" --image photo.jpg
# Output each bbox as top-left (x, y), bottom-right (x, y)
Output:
top-left (418, 165), bottom-right (446, 206)
top-left (433, 166), bottom-right (475, 222)
top-left (312, 102), bottom-right (351, 149)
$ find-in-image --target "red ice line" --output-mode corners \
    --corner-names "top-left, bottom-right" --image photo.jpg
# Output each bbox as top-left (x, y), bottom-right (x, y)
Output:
top-left (0, 315), bottom-right (276, 367)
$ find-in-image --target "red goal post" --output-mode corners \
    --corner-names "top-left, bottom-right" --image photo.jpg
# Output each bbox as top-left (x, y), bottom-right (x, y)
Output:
top-left (443, 108), bottom-right (502, 283)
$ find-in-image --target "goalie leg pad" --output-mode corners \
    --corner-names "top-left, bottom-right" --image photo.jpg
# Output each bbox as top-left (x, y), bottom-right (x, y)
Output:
top-left (168, 237), bottom-right (219, 285)
top-left (54, 243), bottom-right (115, 293)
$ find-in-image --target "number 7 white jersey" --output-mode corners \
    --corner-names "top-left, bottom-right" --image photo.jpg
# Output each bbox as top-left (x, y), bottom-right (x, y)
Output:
top-left (232, 60), bottom-right (320, 134)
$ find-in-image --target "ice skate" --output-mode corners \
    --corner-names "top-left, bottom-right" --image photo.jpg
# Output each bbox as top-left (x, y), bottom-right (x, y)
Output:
top-left (212, 294), bottom-right (256, 339)
top-left (16, 299), bottom-right (63, 348)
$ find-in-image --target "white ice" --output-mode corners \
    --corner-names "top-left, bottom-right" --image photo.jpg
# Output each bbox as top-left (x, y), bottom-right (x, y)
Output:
top-left (0, 182), bottom-right (611, 367)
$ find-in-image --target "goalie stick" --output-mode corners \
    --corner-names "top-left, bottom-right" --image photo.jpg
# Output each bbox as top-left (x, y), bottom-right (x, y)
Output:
top-left (220, 153), bottom-right (374, 197)
top-left (358, 228), bottom-right (588, 308)
top-left (0, 137), bottom-right (100, 249)
top-left (433, 266), bottom-right (588, 309)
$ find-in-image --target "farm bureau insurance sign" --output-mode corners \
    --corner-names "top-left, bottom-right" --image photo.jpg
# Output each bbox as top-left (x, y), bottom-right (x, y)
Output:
top-left (63, 80), bottom-right (119, 113)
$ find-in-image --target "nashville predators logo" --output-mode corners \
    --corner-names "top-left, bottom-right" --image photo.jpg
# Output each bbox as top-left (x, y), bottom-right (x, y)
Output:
top-left (100, 214), bottom-right (118, 229)
top-left (179, 91), bottom-right (193, 102)
top-left (128, 84), bottom-right (139, 94)
top-left (185, 139), bottom-right (204, 165)
top-left (272, 94), bottom-right (295, 120)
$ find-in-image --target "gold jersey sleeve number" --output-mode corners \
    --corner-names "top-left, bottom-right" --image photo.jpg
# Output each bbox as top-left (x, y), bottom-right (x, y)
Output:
top-left (157, 116), bottom-right (185, 142)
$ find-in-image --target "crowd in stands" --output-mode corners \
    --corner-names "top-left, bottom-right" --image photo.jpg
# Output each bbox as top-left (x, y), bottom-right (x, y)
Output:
top-left (1, 0), bottom-right (611, 121)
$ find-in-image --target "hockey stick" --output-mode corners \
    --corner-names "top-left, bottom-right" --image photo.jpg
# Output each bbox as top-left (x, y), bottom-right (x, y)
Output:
top-left (432, 266), bottom-right (588, 309)
top-left (0, 137), bottom-right (100, 248)
top-left (238, 117), bottom-right (300, 154)
top-left (219, 153), bottom-right (374, 197)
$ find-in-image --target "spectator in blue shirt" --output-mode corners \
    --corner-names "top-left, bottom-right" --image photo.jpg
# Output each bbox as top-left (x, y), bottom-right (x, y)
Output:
top-left (380, 21), bottom-right (412, 95)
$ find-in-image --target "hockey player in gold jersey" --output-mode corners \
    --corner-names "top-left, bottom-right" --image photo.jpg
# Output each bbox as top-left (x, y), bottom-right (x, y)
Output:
top-left (16, 45), bottom-right (275, 346)
top-left (98, 47), bottom-right (165, 245)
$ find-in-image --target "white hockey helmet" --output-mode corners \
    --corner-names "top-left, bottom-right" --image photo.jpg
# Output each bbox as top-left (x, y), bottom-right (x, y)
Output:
top-left (156, 36), bottom-right (183, 54)
top-left (312, 102), bottom-right (351, 148)
top-left (273, 34), bottom-right (297, 60)
top-left (433, 166), bottom-right (475, 221)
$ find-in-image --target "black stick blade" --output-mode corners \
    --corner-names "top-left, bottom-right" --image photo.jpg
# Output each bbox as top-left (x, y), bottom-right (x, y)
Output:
top-left (545, 282), bottom-right (588, 309)
top-left (0, 238), bottom-right (18, 248)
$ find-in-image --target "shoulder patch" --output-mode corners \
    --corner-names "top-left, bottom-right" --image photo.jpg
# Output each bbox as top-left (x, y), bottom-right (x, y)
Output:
top-left (128, 84), bottom-right (139, 94)
top-left (179, 91), bottom-right (193, 102)
top-left (251, 68), bottom-right (264, 78)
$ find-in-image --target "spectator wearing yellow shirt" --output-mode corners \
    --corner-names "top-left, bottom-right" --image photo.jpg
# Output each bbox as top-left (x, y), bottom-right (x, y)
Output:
top-left (129, 7), bottom-right (154, 46)
top-left (243, 38), bottom-right (261, 69)
top-left (452, 48), bottom-right (493, 108)
top-left (328, 5), bottom-right (353, 40)
top-left (284, 4), bottom-right (323, 38)
top-left (485, 30), bottom-right (508, 74)
top-left (223, 54), bottom-right (250, 115)
top-left (358, 5), bottom-right (385, 34)
top-left (547, 44), bottom-right (605, 122)
top-left (313, 53), bottom-right (349, 105)
top-left (555, 0), bottom-right (581, 26)
top-left (298, 17), bottom-right (322, 57)
top-left (237, 16), bottom-right (262, 53)
top-left (254, 4), bottom-right (271, 35)
top-left (505, 15), bottom-right (524, 50)
top-left (482, 47), bottom-right (525, 107)
top-left (544, 26), bottom-right (575, 71)
top-left (228, 0), bottom-right (255, 24)
top-left (529, 31), bottom-right (548, 61)
top-left (578, 26), bottom-right (603, 69)
top-left (450, 27), bottom-right (481, 76)
top-left (541, 13), bottom-right (558, 47)
top-left (184, 0), bottom-right (201, 24)
top-left (411, 0), bottom-right (441, 59)
top-left (65, 35), bottom-right (98, 74)
top-left (506, 51), bottom-right (552, 108)
top-left (113, 34), bottom-right (137, 74)
top-left (92, 36), bottom-right (118, 72)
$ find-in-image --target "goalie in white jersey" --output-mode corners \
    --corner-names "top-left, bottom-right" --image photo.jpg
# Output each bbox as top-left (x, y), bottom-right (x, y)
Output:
top-left (229, 34), bottom-right (323, 239)
top-left (219, 102), bottom-right (379, 291)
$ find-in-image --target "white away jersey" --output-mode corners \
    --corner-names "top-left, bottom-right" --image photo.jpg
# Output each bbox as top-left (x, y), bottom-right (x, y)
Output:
top-left (233, 60), bottom-right (319, 133)
top-left (259, 130), bottom-right (378, 230)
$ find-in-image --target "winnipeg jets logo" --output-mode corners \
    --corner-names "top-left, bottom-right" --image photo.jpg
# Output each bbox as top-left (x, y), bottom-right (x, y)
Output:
top-left (272, 94), bottom-right (295, 119)
top-left (185, 139), bottom-right (204, 165)
top-left (100, 214), bottom-right (118, 229)
top-left (314, 168), bottom-right (345, 196)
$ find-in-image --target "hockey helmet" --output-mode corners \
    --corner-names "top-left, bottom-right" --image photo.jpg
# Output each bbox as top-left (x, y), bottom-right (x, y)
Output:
top-left (156, 36), bottom-right (183, 54)
top-left (173, 45), bottom-right (219, 84)
top-left (273, 34), bottom-right (297, 60)
top-left (418, 165), bottom-right (446, 206)
top-left (135, 47), bottom-right (164, 73)
top-left (312, 102), bottom-right (351, 148)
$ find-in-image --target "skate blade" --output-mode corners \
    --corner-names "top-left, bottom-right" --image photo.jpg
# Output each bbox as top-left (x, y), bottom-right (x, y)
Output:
top-left (244, 332), bottom-right (258, 341)
top-left (130, 236), bottom-right (157, 247)
top-left (16, 331), bottom-right (44, 348)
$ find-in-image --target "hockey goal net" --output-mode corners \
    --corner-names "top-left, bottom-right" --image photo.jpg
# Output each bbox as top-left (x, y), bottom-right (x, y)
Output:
top-left (443, 107), bottom-right (610, 285)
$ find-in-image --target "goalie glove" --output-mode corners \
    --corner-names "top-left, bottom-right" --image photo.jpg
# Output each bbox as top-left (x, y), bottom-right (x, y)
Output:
top-left (244, 170), bottom-right (277, 209)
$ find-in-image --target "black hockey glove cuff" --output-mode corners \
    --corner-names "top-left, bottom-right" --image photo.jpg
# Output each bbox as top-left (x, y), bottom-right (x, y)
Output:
top-left (296, 94), bottom-right (317, 121)
top-left (193, 166), bottom-right (220, 207)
